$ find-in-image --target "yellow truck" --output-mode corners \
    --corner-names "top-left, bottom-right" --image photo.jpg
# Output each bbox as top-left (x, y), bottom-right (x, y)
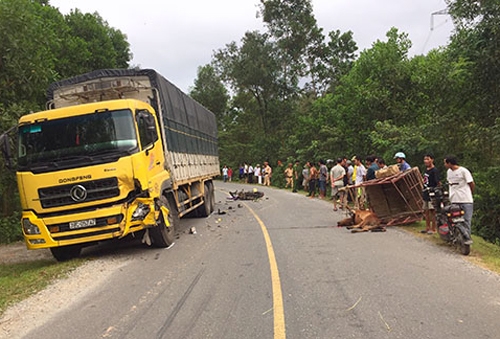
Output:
top-left (12, 69), bottom-right (219, 261)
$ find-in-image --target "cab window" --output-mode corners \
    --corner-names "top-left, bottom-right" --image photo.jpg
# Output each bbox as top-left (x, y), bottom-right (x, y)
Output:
top-left (136, 109), bottom-right (158, 150)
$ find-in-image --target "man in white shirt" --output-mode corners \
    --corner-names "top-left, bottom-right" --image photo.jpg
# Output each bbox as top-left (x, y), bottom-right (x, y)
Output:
top-left (244, 162), bottom-right (249, 183)
top-left (254, 164), bottom-right (262, 184)
top-left (445, 155), bottom-right (475, 244)
top-left (222, 165), bottom-right (228, 182)
top-left (248, 163), bottom-right (254, 184)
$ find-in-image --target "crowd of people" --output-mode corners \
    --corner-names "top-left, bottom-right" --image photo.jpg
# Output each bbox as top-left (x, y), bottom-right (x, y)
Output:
top-left (222, 152), bottom-right (475, 244)
top-left (222, 162), bottom-right (273, 186)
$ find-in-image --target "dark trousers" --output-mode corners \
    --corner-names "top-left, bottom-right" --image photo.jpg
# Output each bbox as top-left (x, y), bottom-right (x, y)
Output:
top-left (309, 179), bottom-right (317, 195)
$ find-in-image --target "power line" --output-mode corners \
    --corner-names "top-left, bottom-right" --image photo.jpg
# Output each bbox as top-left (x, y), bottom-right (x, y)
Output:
top-left (422, 8), bottom-right (449, 54)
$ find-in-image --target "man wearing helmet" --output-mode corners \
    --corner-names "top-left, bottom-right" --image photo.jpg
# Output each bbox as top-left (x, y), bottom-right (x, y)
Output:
top-left (394, 152), bottom-right (411, 172)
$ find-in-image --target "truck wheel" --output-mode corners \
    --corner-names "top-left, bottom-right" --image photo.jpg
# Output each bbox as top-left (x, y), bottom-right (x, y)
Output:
top-left (196, 184), bottom-right (212, 217)
top-left (50, 245), bottom-right (82, 262)
top-left (208, 182), bottom-right (215, 213)
top-left (150, 195), bottom-right (177, 248)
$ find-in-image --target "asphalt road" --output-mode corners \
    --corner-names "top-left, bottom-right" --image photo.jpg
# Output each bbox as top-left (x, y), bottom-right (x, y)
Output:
top-left (23, 181), bottom-right (500, 339)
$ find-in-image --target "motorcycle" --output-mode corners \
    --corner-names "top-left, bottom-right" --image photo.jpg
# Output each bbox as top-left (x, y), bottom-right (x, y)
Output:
top-left (426, 186), bottom-right (471, 255)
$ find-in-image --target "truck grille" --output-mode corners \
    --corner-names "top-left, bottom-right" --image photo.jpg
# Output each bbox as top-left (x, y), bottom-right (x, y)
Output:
top-left (38, 177), bottom-right (120, 208)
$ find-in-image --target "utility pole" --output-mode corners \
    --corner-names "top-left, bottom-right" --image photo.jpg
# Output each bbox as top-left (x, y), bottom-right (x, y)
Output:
top-left (431, 8), bottom-right (449, 31)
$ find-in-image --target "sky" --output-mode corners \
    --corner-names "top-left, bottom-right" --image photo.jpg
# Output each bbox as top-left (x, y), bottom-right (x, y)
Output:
top-left (50, 0), bottom-right (454, 93)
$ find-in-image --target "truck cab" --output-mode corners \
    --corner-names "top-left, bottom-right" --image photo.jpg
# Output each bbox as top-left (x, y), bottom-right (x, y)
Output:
top-left (17, 99), bottom-right (174, 260)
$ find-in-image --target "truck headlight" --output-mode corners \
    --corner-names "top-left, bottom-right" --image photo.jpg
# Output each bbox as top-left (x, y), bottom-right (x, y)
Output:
top-left (22, 218), bottom-right (41, 235)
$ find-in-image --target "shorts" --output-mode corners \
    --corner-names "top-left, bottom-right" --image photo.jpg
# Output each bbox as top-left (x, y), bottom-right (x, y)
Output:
top-left (422, 200), bottom-right (434, 210)
top-left (332, 186), bottom-right (344, 197)
top-left (319, 180), bottom-right (326, 191)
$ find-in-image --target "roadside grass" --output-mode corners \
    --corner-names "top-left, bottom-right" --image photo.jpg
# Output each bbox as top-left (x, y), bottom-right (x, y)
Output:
top-left (402, 222), bottom-right (500, 275)
top-left (0, 259), bottom-right (85, 317)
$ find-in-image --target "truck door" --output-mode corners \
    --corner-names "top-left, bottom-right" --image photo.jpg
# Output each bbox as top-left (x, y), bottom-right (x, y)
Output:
top-left (135, 109), bottom-right (165, 195)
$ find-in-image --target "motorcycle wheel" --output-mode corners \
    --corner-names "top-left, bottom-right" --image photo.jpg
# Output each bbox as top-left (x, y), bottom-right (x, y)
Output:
top-left (456, 232), bottom-right (471, 256)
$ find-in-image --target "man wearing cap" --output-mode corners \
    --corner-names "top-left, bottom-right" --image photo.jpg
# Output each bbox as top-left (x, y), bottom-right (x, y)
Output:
top-left (263, 161), bottom-right (272, 186)
top-left (394, 152), bottom-right (411, 172)
top-left (284, 163), bottom-right (294, 189)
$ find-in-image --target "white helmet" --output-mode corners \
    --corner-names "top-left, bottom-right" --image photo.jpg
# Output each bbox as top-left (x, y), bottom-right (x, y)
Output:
top-left (394, 152), bottom-right (406, 159)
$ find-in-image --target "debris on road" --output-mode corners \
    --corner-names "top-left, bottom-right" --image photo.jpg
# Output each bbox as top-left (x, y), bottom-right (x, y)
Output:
top-left (228, 189), bottom-right (264, 201)
top-left (190, 227), bottom-right (197, 235)
top-left (346, 296), bottom-right (362, 311)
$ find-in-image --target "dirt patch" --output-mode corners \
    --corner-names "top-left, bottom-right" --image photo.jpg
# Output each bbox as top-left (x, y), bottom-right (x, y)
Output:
top-left (0, 251), bottom-right (130, 339)
top-left (0, 241), bottom-right (54, 265)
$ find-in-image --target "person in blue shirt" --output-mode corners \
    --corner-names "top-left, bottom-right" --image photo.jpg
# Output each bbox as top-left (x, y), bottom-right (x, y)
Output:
top-left (394, 152), bottom-right (411, 172)
top-left (365, 155), bottom-right (379, 180)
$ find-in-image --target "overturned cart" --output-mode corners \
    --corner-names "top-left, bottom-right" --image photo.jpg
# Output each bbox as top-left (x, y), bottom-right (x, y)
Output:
top-left (347, 167), bottom-right (424, 225)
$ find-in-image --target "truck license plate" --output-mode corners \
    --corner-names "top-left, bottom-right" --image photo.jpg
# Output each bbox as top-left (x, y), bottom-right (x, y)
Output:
top-left (69, 218), bottom-right (96, 230)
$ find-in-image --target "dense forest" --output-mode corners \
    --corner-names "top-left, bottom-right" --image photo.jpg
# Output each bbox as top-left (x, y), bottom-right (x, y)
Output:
top-left (1, 0), bottom-right (499, 245)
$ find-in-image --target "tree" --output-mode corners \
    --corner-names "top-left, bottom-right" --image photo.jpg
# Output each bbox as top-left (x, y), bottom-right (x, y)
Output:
top-left (0, 0), bottom-right (57, 106)
top-left (214, 31), bottom-right (284, 135)
top-left (65, 9), bottom-right (131, 73)
top-left (0, 1), bottom-right (132, 107)
top-left (259, 0), bottom-right (322, 93)
top-left (444, 0), bottom-right (500, 243)
top-left (446, 0), bottom-right (500, 143)
top-left (323, 30), bottom-right (358, 93)
top-left (189, 65), bottom-right (229, 131)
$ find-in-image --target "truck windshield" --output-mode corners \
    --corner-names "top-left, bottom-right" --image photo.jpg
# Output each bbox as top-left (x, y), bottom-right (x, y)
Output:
top-left (18, 109), bottom-right (138, 169)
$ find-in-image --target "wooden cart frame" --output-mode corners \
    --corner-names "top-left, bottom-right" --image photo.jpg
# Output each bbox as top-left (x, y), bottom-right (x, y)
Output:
top-left (343, 167), bottom-right (424, 226)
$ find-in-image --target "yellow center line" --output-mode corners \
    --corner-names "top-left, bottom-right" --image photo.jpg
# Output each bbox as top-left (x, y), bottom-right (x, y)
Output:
top-left (245, 203), bottom-right (286, 339)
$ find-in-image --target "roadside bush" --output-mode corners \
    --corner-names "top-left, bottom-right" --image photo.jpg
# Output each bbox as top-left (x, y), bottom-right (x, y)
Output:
top-left (0, 211), bottom-right (21, 244)
top-left (472, 167), bottom-right (500, 244)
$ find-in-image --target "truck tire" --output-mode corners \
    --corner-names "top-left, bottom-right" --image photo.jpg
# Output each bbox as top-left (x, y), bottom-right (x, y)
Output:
top-left (207, 181), bottom-right (215, 213)
top-left (50, 245), bottom-right (82, 262)
top-left (150, 195), bottom-right (177, 248)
